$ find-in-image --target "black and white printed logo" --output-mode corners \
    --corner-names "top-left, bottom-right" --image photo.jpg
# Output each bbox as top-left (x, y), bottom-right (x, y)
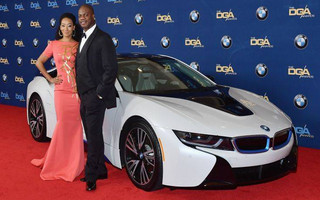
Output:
top-left (135, 13), bottom-right (143, 25)
top-left (17, 57), bottom-right (23, 66)
top-left (160, 36), bottom-right (170, 48)
top-left (2, 74), bottom-right (7, 82)
top-left (221, 35), bottom-right (232, 48)
top-left (112, 37), bottom-right (119, 48)
top-left (33, 38), bottom-right (39, 47)
top-left (2, 38), bottom-right (7, 47)
top-left (255, 63), bottom-right (268, 77)
top-left (50, 58), bottom-right (55, 67)
top-left (256, 6), bottom-right (268, 20)
top-left (50, 18), bottom-right (56, 28)
top-left (190, 62), bottom-right (199, 71)
top-left (190, 10), bottom-right (200, 23)
top-left (17, 20), bottom-right (22, 29)
top-left (294, 94), bottom-right (308, 109)
top-left (294, 34), bottom-right (308, 49)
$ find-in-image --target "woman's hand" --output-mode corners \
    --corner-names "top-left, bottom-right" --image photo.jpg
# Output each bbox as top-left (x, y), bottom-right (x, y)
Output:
top-left (49, 75), bottom-right (63, 84)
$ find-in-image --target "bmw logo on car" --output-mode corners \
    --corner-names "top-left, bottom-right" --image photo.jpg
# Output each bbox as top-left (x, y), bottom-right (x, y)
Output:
top-left (50, 18), bottom-right (56, 28)
top-left (190, 62), bottom-right (199, 71)
top-left (294, 34), bottom-right (308, 49)
top-left (221, 35), bottom-right (232, 49)
top-left (33, 38), bottom-right (39, 48)
top-left (2, 38), bottom-right (7, 47)
top-left (190, 10), bottom-right (200, 23)
top-left (2, 74), bottom-right (7, 82)
top-left (260, 125), bottom-right (270, 132)
top-left (17, 20), bottom-right (22, 29)
top-left (255, 63), bottom-right (268, 78)
top-left (256, 6), bottom-right (268, 20)
top-left (160, 36), bottom-right (170, 48)
top-left (134, 13), bottom-right (143, 25)
top-left (112, 37), bottom-right (119, 48)
top-left (17, 57), bottom-right (23, 66)
top-left (294, 94), bottom-right (308, 109)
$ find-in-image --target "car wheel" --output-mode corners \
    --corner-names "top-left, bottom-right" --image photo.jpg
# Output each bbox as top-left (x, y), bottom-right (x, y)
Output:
top-left (28, 93), bottom-right (48, 142)
top-left (122, 119), bottom-right (163, 191)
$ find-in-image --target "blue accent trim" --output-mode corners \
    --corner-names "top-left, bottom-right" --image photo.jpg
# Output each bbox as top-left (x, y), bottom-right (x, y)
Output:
top-left (234, 136), bottom-right (270, 154)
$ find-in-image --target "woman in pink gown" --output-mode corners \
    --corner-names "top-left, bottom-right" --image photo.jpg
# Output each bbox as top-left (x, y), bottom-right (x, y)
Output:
top-left (31, 13), bottom-right (85, 182)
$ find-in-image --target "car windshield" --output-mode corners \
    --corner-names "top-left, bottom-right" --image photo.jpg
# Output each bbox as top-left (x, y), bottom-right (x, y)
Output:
top-left (117, 56), bottom-right (216, 94)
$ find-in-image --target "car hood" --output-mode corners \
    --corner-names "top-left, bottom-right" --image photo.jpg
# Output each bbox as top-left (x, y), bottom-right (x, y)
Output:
top-left (137, 86), bottom-right (292, 138)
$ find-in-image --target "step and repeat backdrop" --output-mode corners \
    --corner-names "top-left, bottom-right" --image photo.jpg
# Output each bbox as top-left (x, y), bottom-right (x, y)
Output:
top-left (0, 0), bottom-right (319, 148)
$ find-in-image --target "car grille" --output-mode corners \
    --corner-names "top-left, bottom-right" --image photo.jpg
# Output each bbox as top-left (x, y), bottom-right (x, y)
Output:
top-left (233, 128), bottom-right (292, 153)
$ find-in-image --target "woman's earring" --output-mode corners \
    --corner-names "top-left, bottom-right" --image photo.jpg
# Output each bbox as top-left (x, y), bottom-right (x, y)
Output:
top-left (59, 30), bottom-right (63, 37)
top-left (72, 30), bottom-right (75, 37)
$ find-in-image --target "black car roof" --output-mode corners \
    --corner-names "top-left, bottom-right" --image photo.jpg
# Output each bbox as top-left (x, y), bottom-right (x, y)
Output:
top-left (117, 53), bottom-right (169, 59)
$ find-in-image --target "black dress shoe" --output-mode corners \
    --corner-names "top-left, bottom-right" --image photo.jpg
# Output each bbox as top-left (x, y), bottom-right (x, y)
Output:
top-left (86, 181), bottom-right (96, 191)
top-left (80, 173), bottom-right (108, 182)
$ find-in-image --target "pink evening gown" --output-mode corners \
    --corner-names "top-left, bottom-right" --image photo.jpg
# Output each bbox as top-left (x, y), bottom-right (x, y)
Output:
top-left (31, 40), bottom-right (85, 182)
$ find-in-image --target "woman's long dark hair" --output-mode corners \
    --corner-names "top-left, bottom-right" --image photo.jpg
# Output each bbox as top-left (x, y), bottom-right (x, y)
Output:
top-left (55, 13), bottom-right (82, 42)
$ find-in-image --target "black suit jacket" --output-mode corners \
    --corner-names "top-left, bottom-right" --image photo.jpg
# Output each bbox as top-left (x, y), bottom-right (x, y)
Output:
top-left (76, 27), bottom-right (118, 109)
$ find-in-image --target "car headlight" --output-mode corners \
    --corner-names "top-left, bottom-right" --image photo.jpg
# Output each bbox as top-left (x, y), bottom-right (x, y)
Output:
top-left (173, 130), bottom-right (234, 151)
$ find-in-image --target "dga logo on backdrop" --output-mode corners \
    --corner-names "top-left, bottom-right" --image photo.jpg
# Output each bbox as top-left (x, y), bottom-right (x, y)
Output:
top-left (0, 22), bottom-right (9, 29)
top-left (48, 0), bottom-right (59, 9)
top-left (107, 17), bottom-right (122, 25)
top-left (190, 10), bottom-right (200, 23)
top-left (86, 0), bottom-right (99, 5)
top-left (294, 94), bottom-right (307, 109)
top-left (256, 6), bottom-right (268, 20)
top-left (15, 40), bottom-right (25, 47)
top-left (30, 2), bottom-right (41, 10)
top-left (295, 125), bottom-right (314, 138)
top-left (221, 35), bottom-right (232, 49)
top-left (289, 6), bottom-right (314, 18)
top-left (112, 37), bottom-right (119, 48)
top-left (1, 91), bottom-right (10, 100)
top-left (131, 38), bottom-right (147, 48)
top-left (161, 36), bottom-right (170, 48)
top-left (185, 37), bottom-right (204, 48)
top-left (15, 3), bottom-right (24, 11)
top-left (135, 13), bottom-right (143, 25)
top-left (50, 58), bottom-right (55, 67)
top-left (216, 64), bottom-right (237, 75)
top-left (250, 37), bottom-right (273, 48)
top-left (33, 38), bottom-right (39, 48)
top-left (15, 93), bottom-right (26, 102)
top-left (2, 74), bottom-right (8, 82)
top-left (0, 4), bottom-right (9, 12)
top-left (108, 0), bottom-right (122, 4)
top-left (30, 20), bottom-right (41, 28)
top-left (0, 57), bottom-right (9, 65)
top-left (15, 76), bottom-right (25, 84)
top-left (216, 10), bottom-right (237, 21)
top-left (30, 58), bottom-right (37, 65)
top-left (50, 18), bottom-right (56, 28)
top-left (2, 38), bottom-right (7, 47)
top-left (288, 66), bottom-right (313, 79)
top-left (66, 0), bottom-right (78, 7)
top-left (255, 63), bottom-right (268, 78)
top-left (190, 62), bottom-right (199, 71)
top-left (294, 34), bottom-right (308, 49)
top-left (17, 20), bottom-right (22, 29)
top-left (157, 13), bottom-right (174, 23)
top-left (260, 93), bottom-right (270, 101)
top-left (17, 57), bottom-right (23, 66)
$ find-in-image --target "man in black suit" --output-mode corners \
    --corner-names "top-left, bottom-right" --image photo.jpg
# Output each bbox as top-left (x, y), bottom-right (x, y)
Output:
top-left (76, 4), bottom-right (118, 191)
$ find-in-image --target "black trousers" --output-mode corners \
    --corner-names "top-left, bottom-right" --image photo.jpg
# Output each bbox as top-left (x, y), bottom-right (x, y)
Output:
top-left (80, 89), bottom-right (107, 181)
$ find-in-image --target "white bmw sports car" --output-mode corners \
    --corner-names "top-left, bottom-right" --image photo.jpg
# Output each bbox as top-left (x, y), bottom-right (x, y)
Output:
top-left (27, 54), bottom-right (297, 191)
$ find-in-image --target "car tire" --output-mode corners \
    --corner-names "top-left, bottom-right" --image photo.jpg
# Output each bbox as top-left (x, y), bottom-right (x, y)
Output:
top-left (28, 93), bottom-right (48, 142)
top-left (121, 118), bottom-right (163, 191)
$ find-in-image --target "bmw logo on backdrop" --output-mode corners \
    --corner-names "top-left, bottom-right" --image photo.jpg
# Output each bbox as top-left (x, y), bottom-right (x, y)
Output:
top-left (17, 57), bottom-right (23, 66)
top-left (33, 38), bottom-right (39, 47)
top-left (50, 58), bottom-right (55, 67)
top-left (190, 62), bottom-right (200, 71)
top-left (294, 94), bottom-right (308, 109)
top-left (221, 35), bottom-right (232, 48)
top-left (160, 36), bottom-right (170, 48)
top-left (17, 20), bottom-right (22, 29)
top-left (112, 37), bottom-right (119, 48)
top-left (2, 74), bottom-right (7, 82)
top-left (255, 63), bottom-right (268, 77)
top-left (294, 34), bottom-right (308, 49)
top-left (256, 6), bottom-right (268, 20)
top-left (2, 38), bottom-right (7, 47)
top-left (190, 10), bottom-right (200, 23)
top-left (135, 13), bottom-right (143, 25)
top-left (50, 18), bottom-right (56, 28)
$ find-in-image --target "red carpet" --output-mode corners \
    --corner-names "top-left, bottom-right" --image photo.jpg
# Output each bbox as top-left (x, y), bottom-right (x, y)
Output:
top-left (0, 104), bottom-right (319, 200)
